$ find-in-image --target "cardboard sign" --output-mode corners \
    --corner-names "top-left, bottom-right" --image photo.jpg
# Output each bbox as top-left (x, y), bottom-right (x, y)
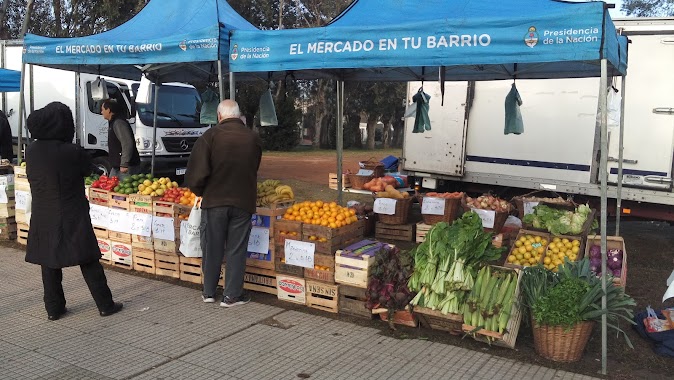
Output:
top-left (472, 208), bottom-right (495, 229)
top-left (15, 190), bottom-right (31, 211)
top-left (130, 212), bottom-right (153, 237)
top-left (152, 216), bottom-right (175, 240)
top-left (421, 197), bottom-right (446, 215)
top-left (373, 198), bottom-right (397, 215)
top-left (0, 185), bottom-right (7, 204)
top-left (89, 203), bottom-right (110, 229)
top-left (247, 226), bottom-right (270, 254)
top-left (523, 201), bottom-right (539, 216)
top-left (284, 239), bottom-right (315, 269)
top-left (107, 208), bottom-right (134, 233)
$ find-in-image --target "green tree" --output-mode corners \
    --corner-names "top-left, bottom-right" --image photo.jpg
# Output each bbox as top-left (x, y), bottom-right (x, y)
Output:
top-left (622, 0), bottom-right (674, 16)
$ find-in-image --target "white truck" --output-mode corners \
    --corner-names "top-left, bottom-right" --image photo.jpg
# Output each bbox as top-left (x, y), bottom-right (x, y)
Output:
top-left (0, 39), bottom-right (210, 178)
top-left (402, 18), bottom-right (674, 221)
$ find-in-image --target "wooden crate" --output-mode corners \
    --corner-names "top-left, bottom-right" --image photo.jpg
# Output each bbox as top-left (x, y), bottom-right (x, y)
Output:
top-left (338, 285), bottom-right (373, 319)
top-left (0, 217), bottom-right (17, 240)
top-left (302, 220), bottom-right (365, 254)
top-left (274, 255), bottom-right (305, 277)
top-left (89, 188), bottom-right (109, 206)
top-left (276, 275), bottom-right (306, 304)
top-left (180, 256), bottom-right (203, 284)
top-left (585, 235), bottom-right (628, 288)
top-left (415, 222), bottom-right (432, 243)
top-left (108, 192), bottom-right (131, 210)
top-left (155, 253), bottom-right (180, 278)
top-left (306, 280), bottom-right (339, 313)
top-left (131, 234), bottom-right (154, 250)
top-left (154, 231), bottom-right (180, 254)
top-left (17, 223), bottom-right (29, 245)
top-left (109, 230), bottom-right (132, 243)
top-left (128, 194), bottom-right (160, 214)
top-left (243, 266), bottom-right (278, 295)
top-left (255, 200), bottom-right (294, 220)
top-left (132, 249), bottom-right (156, 274)
top-left (153, 201), bottom-right (190, 227)
top-left (304, 266), bottom-right (334, 283)
top-left (97, 238), bottom-right (112, 262)
top-left (111, 260), bottom-right (133, 270)
top-left (273, 220), bottom-right (303, 246)
top-left (462, 266), bottom-right (523, 349)
top-left (93, 226), bottom-right (109, 239)
top-left (376, 308), bottom-right (418, 327)
top-left (414, 307), bottom-right (463, 335)
top-left (334, 254), bottom-right (375, 289)
top-left (275, 243), bottom-right (333, 281)
top-left (110, 240), bottom-right (133, 266)
top-left (13, 166), bottom-right (29, 191)
top-left (375, 222), bottom-right (415, 242)
top-left (328, 173), bottom-right (351, 190)
top-left (0, 203), bottom-right (15, 218)
top-left (14, 210), bottom-right (27, 225)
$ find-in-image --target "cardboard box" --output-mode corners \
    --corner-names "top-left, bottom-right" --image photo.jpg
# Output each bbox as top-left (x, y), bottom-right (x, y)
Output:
top-left (110, 240), bottom-right (133, 266)
top-left (276, 275), bottom-right (306, 304)
top-left (97, 238), bottom-right (112, 261)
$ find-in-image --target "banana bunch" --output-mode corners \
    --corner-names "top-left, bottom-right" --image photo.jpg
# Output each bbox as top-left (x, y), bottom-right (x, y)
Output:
top-left (256, 180), bottom-right (294, 207)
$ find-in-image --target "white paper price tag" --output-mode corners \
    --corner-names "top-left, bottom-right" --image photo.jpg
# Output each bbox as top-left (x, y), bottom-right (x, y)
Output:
top-left (284, 239), bottom-right (315, 269)
top-left (15, 190), bottom-right (31, 211)
top-left (523, 201), bottom-right (539, 216)
top-left (130, 212), bottom-right (153, 237)
top-left (0, 185), bottom-right (7, 204)
top-left (248, 226), bottom-right (270, 254)
top-left (373, 198), bottom-right (397, 215)
top-left (89, 204), bottom-right (110, 229)
top-left (152, 216), bottom-right (175, 240)
top-left (107, 208), bottom-right (134, 233)
top-left (472, 209), bottom-right (496, 229)
top-left (421, 197), bottom-right (446, 215)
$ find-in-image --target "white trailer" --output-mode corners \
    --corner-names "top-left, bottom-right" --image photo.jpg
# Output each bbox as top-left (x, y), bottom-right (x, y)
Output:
top-left (402, 18), bottom-right (674, 221)
top-left (0, 40), bottom-right (210, 178)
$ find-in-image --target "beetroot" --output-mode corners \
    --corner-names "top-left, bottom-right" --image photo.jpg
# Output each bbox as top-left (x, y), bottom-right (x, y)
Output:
top-left (589, 245), bottom-right (601, 260)
top-left (612, 268), bottom-right (622, 277)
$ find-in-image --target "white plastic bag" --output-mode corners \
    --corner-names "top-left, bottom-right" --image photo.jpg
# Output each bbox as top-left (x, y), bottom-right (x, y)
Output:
top-left (259, 89), bottom-right (278, 126)
top-left (608, 89), bottom-right (622, 127)
top-left (90, 77), bottom-right (109, 101)
top-left (179, 198), bottom-right (202, 257)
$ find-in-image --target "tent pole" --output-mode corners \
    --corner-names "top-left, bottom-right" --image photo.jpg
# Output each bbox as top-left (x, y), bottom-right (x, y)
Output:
top-left (151, 79), bottom-right (160, 177)
top-left (615, 75), bottom-right (626, 236)
top-left (217, 59), bottom-right (225, 101)
top-left (599, 59), bottom-right (609, 376)
top-left (229, 72), bottom-right (235, 101)
top-left (16, 0), bottom-right (34, 164)
top-left (336, 80), bottom-right (344, 205)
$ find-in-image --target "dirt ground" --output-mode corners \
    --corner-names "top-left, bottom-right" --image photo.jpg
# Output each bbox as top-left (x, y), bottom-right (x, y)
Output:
top-left (258, 148), bottom-right (674, 380)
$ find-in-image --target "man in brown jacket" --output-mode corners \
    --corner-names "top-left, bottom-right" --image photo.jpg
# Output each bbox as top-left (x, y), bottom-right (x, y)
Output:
top-left (185, 99), bottom-right (262, 307)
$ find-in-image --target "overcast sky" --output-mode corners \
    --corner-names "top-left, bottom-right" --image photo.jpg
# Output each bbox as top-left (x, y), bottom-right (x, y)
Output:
top-left (609, 0), bottom-right (626, 17)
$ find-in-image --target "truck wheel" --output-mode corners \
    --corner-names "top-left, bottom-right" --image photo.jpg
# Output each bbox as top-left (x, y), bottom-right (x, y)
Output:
top-left (91, 156), bottom-right (112, 176)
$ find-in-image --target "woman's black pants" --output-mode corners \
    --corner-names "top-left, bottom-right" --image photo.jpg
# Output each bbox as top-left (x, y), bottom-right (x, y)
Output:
top-left (41, 260), bottom-right (114, 315)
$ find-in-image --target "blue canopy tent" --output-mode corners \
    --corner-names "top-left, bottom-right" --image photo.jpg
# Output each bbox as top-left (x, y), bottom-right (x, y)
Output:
top-left (229, 0), bottom-right (628, 373)
top-left (0, 68), bottom-right (21, 92)
top-left (19, 0), bottom-right (259, 170)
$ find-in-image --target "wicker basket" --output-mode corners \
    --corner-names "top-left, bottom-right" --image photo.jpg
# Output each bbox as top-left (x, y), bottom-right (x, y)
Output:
top-left (348, 174), bottom-right (374, 190)
top-left (532, 321), bottom-right (595, 362)
top-left (417, 194), bottom-right (463, 225)
top-left (377, 197), bottom-right (413, 225)
top-left (359, 157), bottom-right (385, 178)
top-left (461, 198), bottom-right (511, 234)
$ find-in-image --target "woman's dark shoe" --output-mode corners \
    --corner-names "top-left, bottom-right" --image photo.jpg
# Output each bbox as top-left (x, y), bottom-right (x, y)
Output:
top-left (99, 302), bottom-right (123, 317)
top-left (47, 307), bottom-right (67, 321)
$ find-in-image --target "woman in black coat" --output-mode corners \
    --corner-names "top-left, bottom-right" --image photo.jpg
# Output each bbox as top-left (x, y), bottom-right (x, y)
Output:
top-left (25, 102), bottom-right (122, 320)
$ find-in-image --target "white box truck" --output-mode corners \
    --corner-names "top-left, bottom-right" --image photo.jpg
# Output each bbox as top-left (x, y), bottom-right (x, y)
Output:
top-left (0, 39), bottom-right (210, 178)
top-left (402, 18), bottom-right (674, 221)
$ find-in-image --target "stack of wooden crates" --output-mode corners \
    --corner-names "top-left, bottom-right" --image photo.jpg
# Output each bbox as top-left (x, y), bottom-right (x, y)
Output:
top-left (0, 165), bottom-right (17, 241)
top-left (13, 165), bottom-right (29, 244)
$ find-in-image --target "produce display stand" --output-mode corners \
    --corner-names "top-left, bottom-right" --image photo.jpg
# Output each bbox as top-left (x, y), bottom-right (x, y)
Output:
top-left (306, 280), bottom-right (339, 313)
top-left (338, 285), bottom-right (372, 319)
top-left (374, 222), bottom-right (415, 242)
top-left (179, 256), bottom-right (203, 284)
top-left (377, 197), bottom-right (413, 225)
top-left (132, 248), bottom-right (156, 274)
top-left (130, 194), bottom-right (159, 250)
top-left (415, 222), bottom-right (432, 243)
top-left (511, 192), bottom-right (575, 220)
top-left (154, 253), bottom-right (180, 278)
top-left (334, 250), bottom-right (376, 288)
top-left (110, 240), bottom-right (133, 270)
top-left (414, 307), bottom-right (463, 335)
top-left (276, 275), bottom-right (306, 304)
top-left (585, 235), bottom-right (627, 288)
top-left (222, 265), bottom-right (279, 295)
top-left (248, 201), bottom-right (293, 270)
top-left (462, 266), bottom-right (524, 349)
top-left (417, 194), bottom-right (463, 225)
top-left (503, 229), bottom-right (551, 269)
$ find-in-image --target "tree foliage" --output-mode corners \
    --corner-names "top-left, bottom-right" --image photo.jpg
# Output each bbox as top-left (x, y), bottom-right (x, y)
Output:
top-left (622, 0), bottom-right (674, 17)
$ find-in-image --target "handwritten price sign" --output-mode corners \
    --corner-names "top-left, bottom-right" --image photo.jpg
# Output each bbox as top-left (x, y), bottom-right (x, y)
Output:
top-left (0, 185), bottom-right (7, 204)
top-left (152, 216), bottom-right (175, 240)
top-left (247, 226), bottom-right (270, 254)
top-left (472, 209), bottom-right (496, 229)
top-left (421, 197), bottom-right (446, 215)
top-left (89, 204), bottom-right (110, 228)
top-left (130, 212), bottom-right (153, 237)
top-left (107, 208), bottom-right (134, 233)
top-left (15, 190), bottom-right (31, 211)
top-left (523, 201), bottom-right (539, 216)
top-left (373, 198), bottom-right (397, 215)
top-left (284, 239), bottom-right (315, 269)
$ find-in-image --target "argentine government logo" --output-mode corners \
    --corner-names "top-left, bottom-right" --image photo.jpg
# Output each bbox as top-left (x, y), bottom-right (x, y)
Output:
top-left (524, 26), bottom-right (539, 48)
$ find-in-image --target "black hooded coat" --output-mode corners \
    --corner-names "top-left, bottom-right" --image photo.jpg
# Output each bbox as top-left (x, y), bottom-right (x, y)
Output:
top-left (25, 102), bottom-right (100, 268)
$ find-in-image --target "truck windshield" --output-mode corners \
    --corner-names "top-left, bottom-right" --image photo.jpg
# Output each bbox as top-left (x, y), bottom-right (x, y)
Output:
top-left (136, 85), bottom-right (206, 128)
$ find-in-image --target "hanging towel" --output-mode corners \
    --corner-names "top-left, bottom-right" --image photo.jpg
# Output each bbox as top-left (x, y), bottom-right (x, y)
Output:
top-left (199, 88), bottom-right (219, 125)
top-left (412, 90), bottom-right (431, 133)
top-left (259, 89), bottom-right (278, 126)
top-left (504, 83), bottom-right (524, 135)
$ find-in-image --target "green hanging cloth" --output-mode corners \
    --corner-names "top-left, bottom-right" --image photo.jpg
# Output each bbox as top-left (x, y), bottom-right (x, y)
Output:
top-left (200, 88), bottom-right (220, 125)
top-left (412, 90), bottom-right (431, 133)
top-left (504, 83), bottom-right (524, 135)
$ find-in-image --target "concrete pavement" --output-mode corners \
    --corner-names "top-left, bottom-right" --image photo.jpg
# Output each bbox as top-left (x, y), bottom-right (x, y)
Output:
top-left (0, 246), bottom-right (599, 380)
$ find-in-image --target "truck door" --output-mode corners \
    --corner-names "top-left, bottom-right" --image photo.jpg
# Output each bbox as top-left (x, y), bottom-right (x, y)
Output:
top-left (608, 33), bottom-right (674, 190)
top-left (80, 78), bottom-right (133, 152)
top-left (402, 81), bottom-right (469, 176)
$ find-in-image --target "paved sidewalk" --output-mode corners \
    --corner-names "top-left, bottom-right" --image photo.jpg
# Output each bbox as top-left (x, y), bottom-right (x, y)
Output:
top-left (0, 246), bottom-right (599, 380)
